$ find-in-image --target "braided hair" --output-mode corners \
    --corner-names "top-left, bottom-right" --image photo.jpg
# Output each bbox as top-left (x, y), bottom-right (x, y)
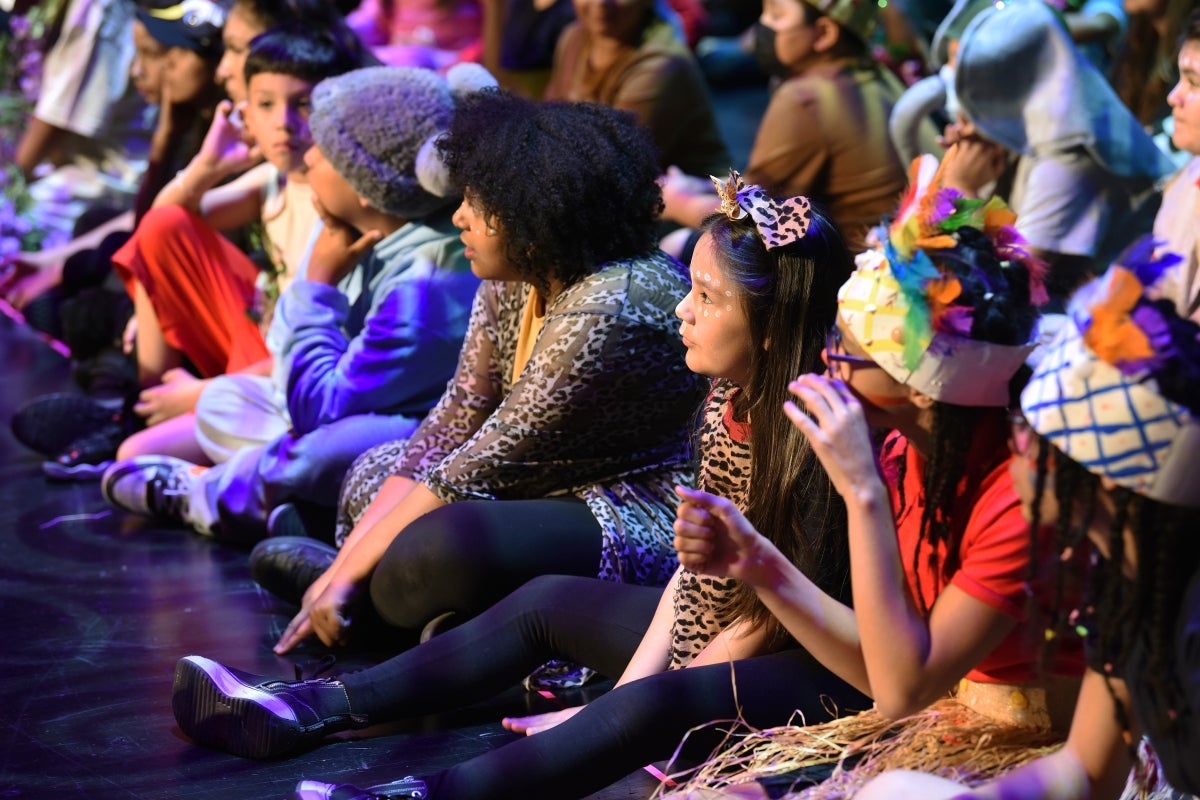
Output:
top-left (898, 226), bottom-right (1039, 612)
top-left (1031, 448), bottom-right (1199, 757)
top-left (1025, 291), bottom-right (1200, 756)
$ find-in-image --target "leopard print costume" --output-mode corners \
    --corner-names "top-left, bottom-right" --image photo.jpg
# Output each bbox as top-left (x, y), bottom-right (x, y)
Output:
top-left (668, 378), bottom-right (751, 670)
top-left (335, 250), bottom-right (707, 587)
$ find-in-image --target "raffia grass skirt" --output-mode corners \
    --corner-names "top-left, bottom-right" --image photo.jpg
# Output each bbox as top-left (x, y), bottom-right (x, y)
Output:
top-left (654, 680), bottom-right (1067, 800)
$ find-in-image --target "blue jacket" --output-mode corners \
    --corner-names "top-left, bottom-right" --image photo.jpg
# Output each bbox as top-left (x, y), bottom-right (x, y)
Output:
top-left (272, 211), bottom-right (478, 435)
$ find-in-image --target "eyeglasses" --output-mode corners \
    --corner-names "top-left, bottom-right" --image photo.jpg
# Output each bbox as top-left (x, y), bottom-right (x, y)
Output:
top-left (825, 326), bottom-right (877, 377)
top-left (1007, 411), bottom-right (1036, 456)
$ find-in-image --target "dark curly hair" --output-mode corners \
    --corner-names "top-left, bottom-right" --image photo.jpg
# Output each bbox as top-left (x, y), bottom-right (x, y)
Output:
top-left (700, 204), bottom-right (855, 645)
top-left (436, 91), bottom-right (665, 296)
top-left (894, 226), bottom-right (1040, 611)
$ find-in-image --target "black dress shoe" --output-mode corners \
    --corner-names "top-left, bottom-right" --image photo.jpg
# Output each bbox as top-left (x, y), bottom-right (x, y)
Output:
top-left (292, 777), bottom-right (427, 800)
top-left (250, 536), bottom-right (338, 606)
top-left (172, 655), bottom-right (367, 759)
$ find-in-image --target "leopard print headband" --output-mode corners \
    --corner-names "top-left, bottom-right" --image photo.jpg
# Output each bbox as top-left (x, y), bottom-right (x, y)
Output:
top-left (711, 170), bottom-right (812, 250)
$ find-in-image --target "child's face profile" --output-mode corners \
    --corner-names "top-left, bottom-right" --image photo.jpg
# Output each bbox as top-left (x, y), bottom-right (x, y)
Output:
top-left (163, 46), bottom-right (215, 106)
top-left (130, 21), bottom-right (170, 104)
top-left (303, 144), bottom-right (363, 224)
top-left (453, 192), bottom-right (519, 282)
top-left (675, 233), bottom-right (754, 385)
top-left (759, 0), bottom-right (821, 74)
top-left (216, 4), bottom-right (266, 105)
top-left (1169, 39), bottom-right (1200, 156)
top-left (1007, 432), bottom-right (1060, 526)
top-left (243, 73), bottom-right (316, 176)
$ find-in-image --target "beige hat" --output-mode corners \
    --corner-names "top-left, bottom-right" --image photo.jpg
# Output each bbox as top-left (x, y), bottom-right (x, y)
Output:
top-left (836, 154), bottom-right (1041, 407)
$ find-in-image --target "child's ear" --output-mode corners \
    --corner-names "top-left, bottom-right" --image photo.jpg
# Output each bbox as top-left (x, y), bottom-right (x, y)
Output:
top-left (812, 16), bottom-right (842, 54)
top-left (908, 387), bottom-right (936, 409)
top-left (359, 196), bottom-right (371, 209)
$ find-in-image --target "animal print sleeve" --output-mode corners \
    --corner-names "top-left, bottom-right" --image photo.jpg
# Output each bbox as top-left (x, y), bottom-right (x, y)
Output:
top-left (421, 256), bottom-right (700, 503)
top-left (394, 282), bottom-right (509, 481)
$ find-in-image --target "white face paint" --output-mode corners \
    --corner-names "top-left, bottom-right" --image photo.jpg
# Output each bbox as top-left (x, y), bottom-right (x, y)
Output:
top-left (675, 232), bottom-right (755, 384)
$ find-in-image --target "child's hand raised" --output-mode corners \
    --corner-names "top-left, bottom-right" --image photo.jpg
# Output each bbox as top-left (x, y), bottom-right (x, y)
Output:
top-left (784, 374), bottom-right (884, 504)
top-left (305, 196), bottom-right (381, 287)
top-left (195, 100), bottom-right (263, 179)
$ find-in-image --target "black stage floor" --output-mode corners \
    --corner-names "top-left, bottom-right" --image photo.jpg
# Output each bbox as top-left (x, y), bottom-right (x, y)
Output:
top-left (0, 308), bottom-right (665, 799)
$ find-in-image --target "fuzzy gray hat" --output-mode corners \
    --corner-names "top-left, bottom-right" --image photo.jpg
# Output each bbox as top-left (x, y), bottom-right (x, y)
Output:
top-left (309, 63), bottom-right (497, 219)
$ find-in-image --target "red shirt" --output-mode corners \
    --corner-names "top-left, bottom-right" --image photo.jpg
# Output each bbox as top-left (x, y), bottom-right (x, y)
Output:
top-left (881, 418), bottom-right (1085, 684)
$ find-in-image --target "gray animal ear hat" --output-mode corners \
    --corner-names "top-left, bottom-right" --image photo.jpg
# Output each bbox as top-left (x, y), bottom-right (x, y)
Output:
top-left (308, 63), bottom-right (498, 220)
top-left (928, 0), bottom-right (993, 69)
top-left (954, 0), bottom-right (1174, 181)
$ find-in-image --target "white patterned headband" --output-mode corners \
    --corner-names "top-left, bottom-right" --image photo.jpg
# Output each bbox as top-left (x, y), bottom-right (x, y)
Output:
top-left (711, 170), bottom-right (812, 250)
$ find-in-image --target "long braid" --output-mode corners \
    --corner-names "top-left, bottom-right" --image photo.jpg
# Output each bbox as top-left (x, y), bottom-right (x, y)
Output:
top-left (1139, 503), bottom-right (1195, 737)
top-left (1052, 457), bottom-right (1199, 761)
top-left (1033, 442), bottom-right (1089, 672)
top-left (909, 405), bottom-right (992, 616)
top-left (892, 436), bottom-right (909, 520)
top-left (1094, 492), bottom-right (1138, 759)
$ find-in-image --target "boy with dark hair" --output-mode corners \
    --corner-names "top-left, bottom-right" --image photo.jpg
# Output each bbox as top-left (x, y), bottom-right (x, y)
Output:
top-left (100, 64), bottom-right (492, 543)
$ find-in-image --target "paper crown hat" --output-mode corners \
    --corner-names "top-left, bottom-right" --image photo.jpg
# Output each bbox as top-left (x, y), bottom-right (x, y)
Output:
top-left (1021, 239), bottom-right (1200, 507)
top-left (836, 154), bottom-right (1042, 407)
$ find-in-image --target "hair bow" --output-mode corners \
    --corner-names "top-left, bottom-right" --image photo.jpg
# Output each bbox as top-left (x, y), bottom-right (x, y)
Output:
top-left (710, 170), bottom-right (812, 250)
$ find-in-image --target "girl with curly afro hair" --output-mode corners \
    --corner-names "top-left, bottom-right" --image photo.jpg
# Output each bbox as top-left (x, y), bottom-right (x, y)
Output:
top-left (267, 91), bottom-right (708, 655)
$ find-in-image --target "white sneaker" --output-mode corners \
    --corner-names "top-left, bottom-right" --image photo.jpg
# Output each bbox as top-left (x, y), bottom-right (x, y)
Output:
top-left (100, 456), bottom-right (204, 523)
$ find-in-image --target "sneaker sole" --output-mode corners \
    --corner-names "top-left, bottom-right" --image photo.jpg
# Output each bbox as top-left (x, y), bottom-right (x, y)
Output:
top-left (172, 656), bottom-right (306, 759)
top-left (43, 459), bottom-right (113, 482)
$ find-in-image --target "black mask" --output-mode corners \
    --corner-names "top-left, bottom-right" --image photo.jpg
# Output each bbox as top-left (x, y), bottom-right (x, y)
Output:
top-left (753, 21), bottom-right (791, 78)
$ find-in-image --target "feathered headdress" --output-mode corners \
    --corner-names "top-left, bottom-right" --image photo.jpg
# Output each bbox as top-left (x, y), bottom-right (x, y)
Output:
top-left (836, 153), bottom-right (1042, 406)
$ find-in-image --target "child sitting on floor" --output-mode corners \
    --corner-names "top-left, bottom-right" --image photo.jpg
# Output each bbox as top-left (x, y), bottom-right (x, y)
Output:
top-left (99, 64), bottom-right (491, 543)
top-left (855, 245), bottom-right (1200, 800)
top-left (91, 25), bottom-right (360, 475)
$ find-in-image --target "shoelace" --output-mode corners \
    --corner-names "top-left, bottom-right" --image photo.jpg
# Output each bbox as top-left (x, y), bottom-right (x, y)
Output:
top-left (150, 469), bottom-right (194, 518)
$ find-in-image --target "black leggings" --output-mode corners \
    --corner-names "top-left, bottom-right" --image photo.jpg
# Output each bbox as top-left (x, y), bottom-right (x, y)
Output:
top-left (340, 575), bottom-right (870, 800)
top-left (368, 498), bottom-right (604, 630)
